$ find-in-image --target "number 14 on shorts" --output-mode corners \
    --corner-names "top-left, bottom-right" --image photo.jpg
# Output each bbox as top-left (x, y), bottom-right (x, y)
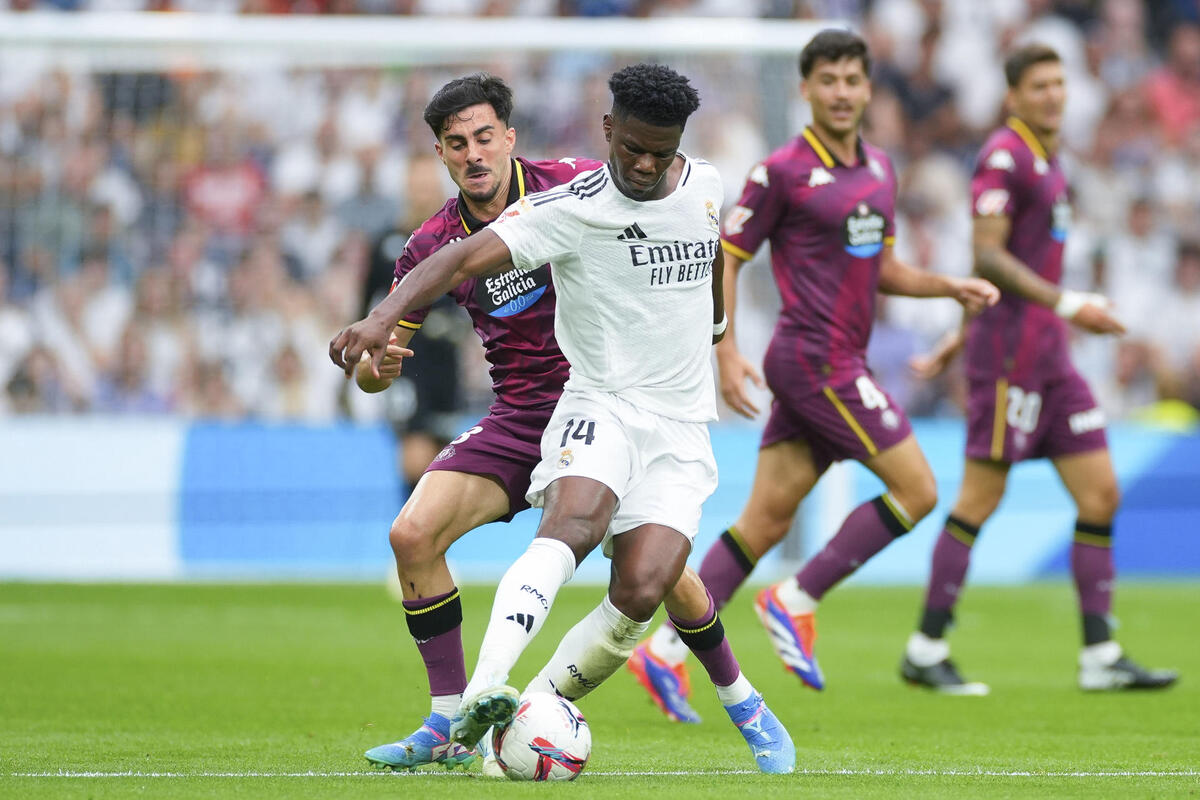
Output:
top-left (560, 418), bottom-right (597, 447)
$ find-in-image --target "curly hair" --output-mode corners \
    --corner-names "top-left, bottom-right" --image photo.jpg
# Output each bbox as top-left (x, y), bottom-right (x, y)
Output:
top-left (799, 29), bottom-right (871, 78)
top-left (423, 73), bottom-right (514, 138)
top-left (608, 63), bottom-right (700, 129)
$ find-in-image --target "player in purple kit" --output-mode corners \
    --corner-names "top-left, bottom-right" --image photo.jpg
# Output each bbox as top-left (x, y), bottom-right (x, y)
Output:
top-left (900, 45), bottom-right (1178, 693)
top-left (630, 30), bottom-right (997, 712)
top-left (352, 74), bottom-right (602, 771)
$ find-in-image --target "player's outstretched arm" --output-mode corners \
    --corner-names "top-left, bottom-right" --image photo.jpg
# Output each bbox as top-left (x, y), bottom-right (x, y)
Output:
top-left (714, 246), bottom-right (764, 418)
top-left (355, 325), bottom-right (416, 393)
top-left (973, 215), bottom-right (1124, 335)
top-left (878, 245), bottom-right (999, 313)
top-left (330, 230), bottom-right (514, 377)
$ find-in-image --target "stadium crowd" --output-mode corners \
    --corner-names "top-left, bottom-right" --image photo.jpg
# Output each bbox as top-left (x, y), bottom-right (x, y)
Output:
top-left (1, 0), bottom-right (1198, 424)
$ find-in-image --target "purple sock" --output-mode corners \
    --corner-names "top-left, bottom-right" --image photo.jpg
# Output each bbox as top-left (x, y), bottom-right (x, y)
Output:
top-left (403, 589), bottom-right (467, 698)
top-left (919, 516), bottom-right (979, 638)
top-left (668, 591), bottom-right (741, 687)
top-left (1071, 522), bottom-right (1114, 616)
top-left (697, 527), bottom-right (756, 612)
top-left (797, 496), bottom-right (908, 600)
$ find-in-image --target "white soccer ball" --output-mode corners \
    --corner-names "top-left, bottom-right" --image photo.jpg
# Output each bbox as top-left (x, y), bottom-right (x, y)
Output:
top-left (491, 692), bottom-right (591, 781)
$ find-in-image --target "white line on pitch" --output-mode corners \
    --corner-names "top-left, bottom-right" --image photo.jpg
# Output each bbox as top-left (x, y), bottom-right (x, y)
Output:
top-left (7, 769), bottom-right (1200, 779)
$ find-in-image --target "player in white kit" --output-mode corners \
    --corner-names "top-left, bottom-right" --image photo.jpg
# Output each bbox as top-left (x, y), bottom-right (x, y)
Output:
top-left (330, 63), bottom-right (795, 774)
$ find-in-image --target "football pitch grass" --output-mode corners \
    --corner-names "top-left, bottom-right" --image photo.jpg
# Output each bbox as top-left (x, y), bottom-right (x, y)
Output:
top-left (2, 582), bottom-right (1196, 799)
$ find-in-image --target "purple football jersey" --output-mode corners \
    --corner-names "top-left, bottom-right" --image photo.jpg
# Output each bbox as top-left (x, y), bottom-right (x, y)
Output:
top-left (722, 128), bottom-right (897, 391)
top-left (966, 117), bottom-right (1073, 381)
top-left (392, 156), bottom-right (602, 408)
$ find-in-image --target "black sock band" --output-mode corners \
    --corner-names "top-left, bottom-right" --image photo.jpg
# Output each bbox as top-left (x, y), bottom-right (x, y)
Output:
top-left (1074, 521), bottom-right (1113, 547)
top-left (945, 515), bottom-right (980, 546)
top-left (720, 527), bottom-right (756, 572)
top-left (670, 610), bottom-right (726, 653)
top-left (919, 607), bottom-right (953, 639)
top-left (1082, 613), bottom-right (1111, 646)
top-left (872, 495), bottom-right (911, 538)
top-left (403, 590), bottom-right (463, 641)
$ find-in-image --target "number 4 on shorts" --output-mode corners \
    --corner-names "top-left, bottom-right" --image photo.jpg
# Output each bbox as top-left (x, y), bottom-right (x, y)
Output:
top-left (559, 418), bottom-right (597, 447)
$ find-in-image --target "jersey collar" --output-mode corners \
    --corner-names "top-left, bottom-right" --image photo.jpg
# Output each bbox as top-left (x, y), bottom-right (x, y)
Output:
top-left (457, 158), bottom-right (527, 234)
top-left (802, 126), bottom-right (866, 168)
top-left (1006, 116), bottom-right (1050, 162)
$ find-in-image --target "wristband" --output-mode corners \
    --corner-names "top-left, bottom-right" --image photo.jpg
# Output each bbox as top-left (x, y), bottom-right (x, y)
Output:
top-left (1054, 290), bottom-right (1109, 320)
top-left (713, 314), bottom-right (728, 337)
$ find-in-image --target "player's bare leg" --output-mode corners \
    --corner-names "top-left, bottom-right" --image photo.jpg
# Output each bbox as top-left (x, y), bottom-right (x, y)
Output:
top-left (365, 470), bottom-right (509, 771)
top-left (450, 477), bottom-right (613, 749)
top-left (761, 435), bottom-right (936, 690)
top-left (904, 458), bottom-right (1008, 695)
top-left (530, 526), bottom-right (794, 774)
top-left (1054, 449), bottom-right (1177, 690)
top-left (636, 440), bottom-right (820, 702)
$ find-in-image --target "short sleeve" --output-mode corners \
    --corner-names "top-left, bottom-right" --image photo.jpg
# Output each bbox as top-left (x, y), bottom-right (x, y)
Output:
top-left (489, 193), bottom-right (580, 272)
top-left (721, 160), bottom-right (787, 261)
top-left (971, 142), bottom-right (1019, 219)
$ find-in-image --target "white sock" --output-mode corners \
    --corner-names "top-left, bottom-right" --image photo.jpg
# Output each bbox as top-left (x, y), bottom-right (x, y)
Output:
top-left (905, 631), bottom-right (950, 668)
top-left (1080, 640), bottom-right (1122, 669)
top-left (525, 595), bottom-right (649, 701)
top-left (649, 622), bottom-right (690, 667)
top-left (431, 694), bottom-right (461, 719)
top-left (462, 537), bottom-right (576, 699)
top-left (714, 671), bottom-right (754, 706)
top-left (773, 576), bottom-right (818, 615)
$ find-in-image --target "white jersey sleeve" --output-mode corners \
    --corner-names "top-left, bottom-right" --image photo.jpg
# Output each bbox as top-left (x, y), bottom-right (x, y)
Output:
top-left (489, 176), bottom-right (592, 271)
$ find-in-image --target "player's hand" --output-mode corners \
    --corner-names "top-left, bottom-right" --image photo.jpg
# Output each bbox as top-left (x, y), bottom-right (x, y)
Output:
top-left (355, 332), bottom-right (414, 391)
top-left (908, 328), bottom-right (965, 379)
top-left (329, 313), bottom-right (393, 378)
top-left (951, 277), bottom-right (1000, 315)
top-left (1071, 302), bottom-right (1126, 335)
top-left (1055, 290), bottom-right (1126, 335)
top-left (717, 347), bottom-right (765, 418)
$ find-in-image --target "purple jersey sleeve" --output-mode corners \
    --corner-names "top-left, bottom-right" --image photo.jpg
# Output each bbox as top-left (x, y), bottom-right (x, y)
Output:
top-left (721, 160), bottom-right (789, 262)
top-left (388, 157), bottom-right (601, 409)
top-left (966, 123), bottom-right (1073, 382)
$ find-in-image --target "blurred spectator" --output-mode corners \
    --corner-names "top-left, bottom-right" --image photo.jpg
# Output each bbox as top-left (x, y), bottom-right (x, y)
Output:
top-left (92, 322), bottom-right (172, 413)
top-left (0, 4), bottom-right (1198, 424)
top-left (1144, 22), bottom-right (1200, 146)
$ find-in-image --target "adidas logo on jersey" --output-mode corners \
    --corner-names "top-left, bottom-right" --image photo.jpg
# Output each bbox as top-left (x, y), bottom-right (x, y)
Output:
top-left (808, 167), bottom-right (835, 187)
top-left (506, 613), bottom-right (535, 632)
top-left (617, 222), bottom-right (649, 240)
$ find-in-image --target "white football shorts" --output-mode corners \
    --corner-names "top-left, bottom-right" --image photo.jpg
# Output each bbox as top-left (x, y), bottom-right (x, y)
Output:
top-left (526, 388), bottom-right (718, 555)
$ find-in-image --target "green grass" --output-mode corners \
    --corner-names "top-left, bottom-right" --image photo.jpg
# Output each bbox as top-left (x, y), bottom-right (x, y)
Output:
top-left (1, 582), bottom-right (1197, 799)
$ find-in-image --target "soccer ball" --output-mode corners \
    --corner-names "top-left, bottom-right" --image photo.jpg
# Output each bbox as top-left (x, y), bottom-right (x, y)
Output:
top-left (491, 692), bottom-right (591, 781)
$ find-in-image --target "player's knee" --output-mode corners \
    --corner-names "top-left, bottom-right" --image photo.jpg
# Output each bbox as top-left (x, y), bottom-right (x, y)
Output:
top-left (609, 582), bottom-right (664, 623)
top-left (1079, 480), bottom-right (1121, 522)
top-left (388, 514), bottom-right (440, 568)
top-left (893, 476), bottom-right (937, 524)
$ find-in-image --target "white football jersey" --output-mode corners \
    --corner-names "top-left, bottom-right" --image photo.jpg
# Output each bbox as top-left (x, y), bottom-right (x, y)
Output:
top-left (490, 155), bottom-right (722, 422)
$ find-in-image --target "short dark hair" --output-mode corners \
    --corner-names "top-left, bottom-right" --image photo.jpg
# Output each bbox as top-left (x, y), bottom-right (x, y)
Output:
top-left (608, 63), bottom-right (700, 129)
top-left (1004, 44), bottom-right (1061, 88)
top-left (423, 73), bottom-right (514, 138)
top-left (799, 29), bottom-right (871, 79)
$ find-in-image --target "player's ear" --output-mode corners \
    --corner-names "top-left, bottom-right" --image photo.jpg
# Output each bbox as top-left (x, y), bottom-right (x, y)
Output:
top-left (602, 113), bottom-right (613, 142)
top-left (800, 79), bottom-right (810, 103)
top-left (434, 140), bottom-right (444, 161)
top-left (505, 126), bottom-right (516, 153)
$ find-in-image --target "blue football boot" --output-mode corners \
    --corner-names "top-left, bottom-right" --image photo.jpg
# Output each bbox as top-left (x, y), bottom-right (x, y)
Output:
top-left (364, 713), bottom-right (476, 771)
top-left (724, 692), bottom-right (796, 774)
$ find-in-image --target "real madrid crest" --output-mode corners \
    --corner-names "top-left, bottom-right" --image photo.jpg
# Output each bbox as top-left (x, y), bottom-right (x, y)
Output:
top-left (705, 200), bottom-right (719, 233)
top-left (557, 449), bottom-right (574, 469)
